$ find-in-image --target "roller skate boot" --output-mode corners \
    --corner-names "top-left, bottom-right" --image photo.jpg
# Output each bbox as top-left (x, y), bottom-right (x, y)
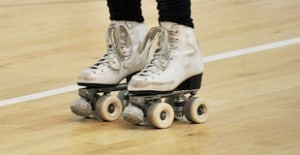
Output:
top-left (71, 21), bottom-right (148, 121)
top-left (124, 22), bottom-right (209, 128)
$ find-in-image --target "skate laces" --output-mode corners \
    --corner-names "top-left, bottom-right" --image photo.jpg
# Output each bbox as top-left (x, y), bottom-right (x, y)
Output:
top-left (91, 23), bottom-right (133, 71)
top-left (138, 26), bottom-right (179, 77)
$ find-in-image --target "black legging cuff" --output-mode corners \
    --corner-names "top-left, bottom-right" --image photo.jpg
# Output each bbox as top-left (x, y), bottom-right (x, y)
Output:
top-left (157, 0), bottom-right (194, 28)
top-left (107, 0), bottom-right (144, 22)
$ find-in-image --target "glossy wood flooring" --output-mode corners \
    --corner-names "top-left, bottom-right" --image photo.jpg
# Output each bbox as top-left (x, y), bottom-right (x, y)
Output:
top-left (0, 0), bottom-right (299, 154)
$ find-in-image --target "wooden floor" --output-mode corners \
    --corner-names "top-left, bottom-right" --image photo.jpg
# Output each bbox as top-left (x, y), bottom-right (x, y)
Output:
top-left (0, 0), bottom-right (300, 154)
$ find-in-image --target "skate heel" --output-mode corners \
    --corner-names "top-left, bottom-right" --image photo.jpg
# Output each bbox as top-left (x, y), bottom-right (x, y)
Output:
top-left (177, 73), bottom-right (203, 90)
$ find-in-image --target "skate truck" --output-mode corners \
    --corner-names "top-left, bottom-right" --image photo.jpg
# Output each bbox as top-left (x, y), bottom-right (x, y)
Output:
top-left (74, 83), bottom-right (128, 121)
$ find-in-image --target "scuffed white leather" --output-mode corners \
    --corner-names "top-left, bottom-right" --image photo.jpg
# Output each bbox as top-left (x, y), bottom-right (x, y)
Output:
top-left (78, 21), bottom-right (148, 85)
top-left (128, 22), bottom-right (203, 91)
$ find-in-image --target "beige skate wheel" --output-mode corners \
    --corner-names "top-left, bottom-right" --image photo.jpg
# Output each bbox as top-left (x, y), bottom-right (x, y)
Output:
top-left (184, 97), bottom-right (209, 124)
top-left (147, 103), bottom-right (174, 129)
top-left (95, 95), bottom-right (123, 122)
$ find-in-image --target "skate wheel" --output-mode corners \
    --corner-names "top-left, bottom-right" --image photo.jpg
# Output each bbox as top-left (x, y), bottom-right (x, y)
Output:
top-left (95, 95), bottom-right (123, 122)
top-left (184, 97), bottom-right (209, 124)
top-left (71, 98), bottom-right (92, 117)
top-left (147, 103), bottom-right (174, 129)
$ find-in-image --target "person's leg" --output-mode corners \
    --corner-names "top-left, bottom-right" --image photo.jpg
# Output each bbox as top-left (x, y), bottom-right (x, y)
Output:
top-left (71, 0), bottom-right (148, 118)
top-left (128, 0), bottom-right (203, 92)
top-left (123, 1), bottom-right (203, 126)
top-left (77, 0), bottom-right (147, 86)
top-left (107, 0), bottom-right (144, 22)
top-left (123, 0), bottom-right (204, 126)
top-left (156, 0), bottom-right (193, 28)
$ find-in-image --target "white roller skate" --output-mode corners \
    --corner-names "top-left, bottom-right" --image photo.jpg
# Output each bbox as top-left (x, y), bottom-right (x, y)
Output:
top-left (71, 21), bottom-right (148, 121)
top-left (123, 22), bottom-right (209, 128)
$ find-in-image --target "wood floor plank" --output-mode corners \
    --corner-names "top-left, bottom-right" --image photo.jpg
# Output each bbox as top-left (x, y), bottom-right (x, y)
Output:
top-left (0, 0), bottom-right (300, 154)
top-left (0, 45), bottom-right (299, 154)
top-left (0, 0), bottom-right (94, 6)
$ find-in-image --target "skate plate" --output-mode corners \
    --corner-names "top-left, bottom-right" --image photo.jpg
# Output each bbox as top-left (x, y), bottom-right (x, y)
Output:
top-left (128, 89), bottom-right (197, 107)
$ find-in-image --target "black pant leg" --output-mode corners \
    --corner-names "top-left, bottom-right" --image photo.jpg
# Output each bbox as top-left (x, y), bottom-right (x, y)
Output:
top-left (156, 0), bottom-right (194, 28)
top-left (107, 0), bottom-right (144, 22)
